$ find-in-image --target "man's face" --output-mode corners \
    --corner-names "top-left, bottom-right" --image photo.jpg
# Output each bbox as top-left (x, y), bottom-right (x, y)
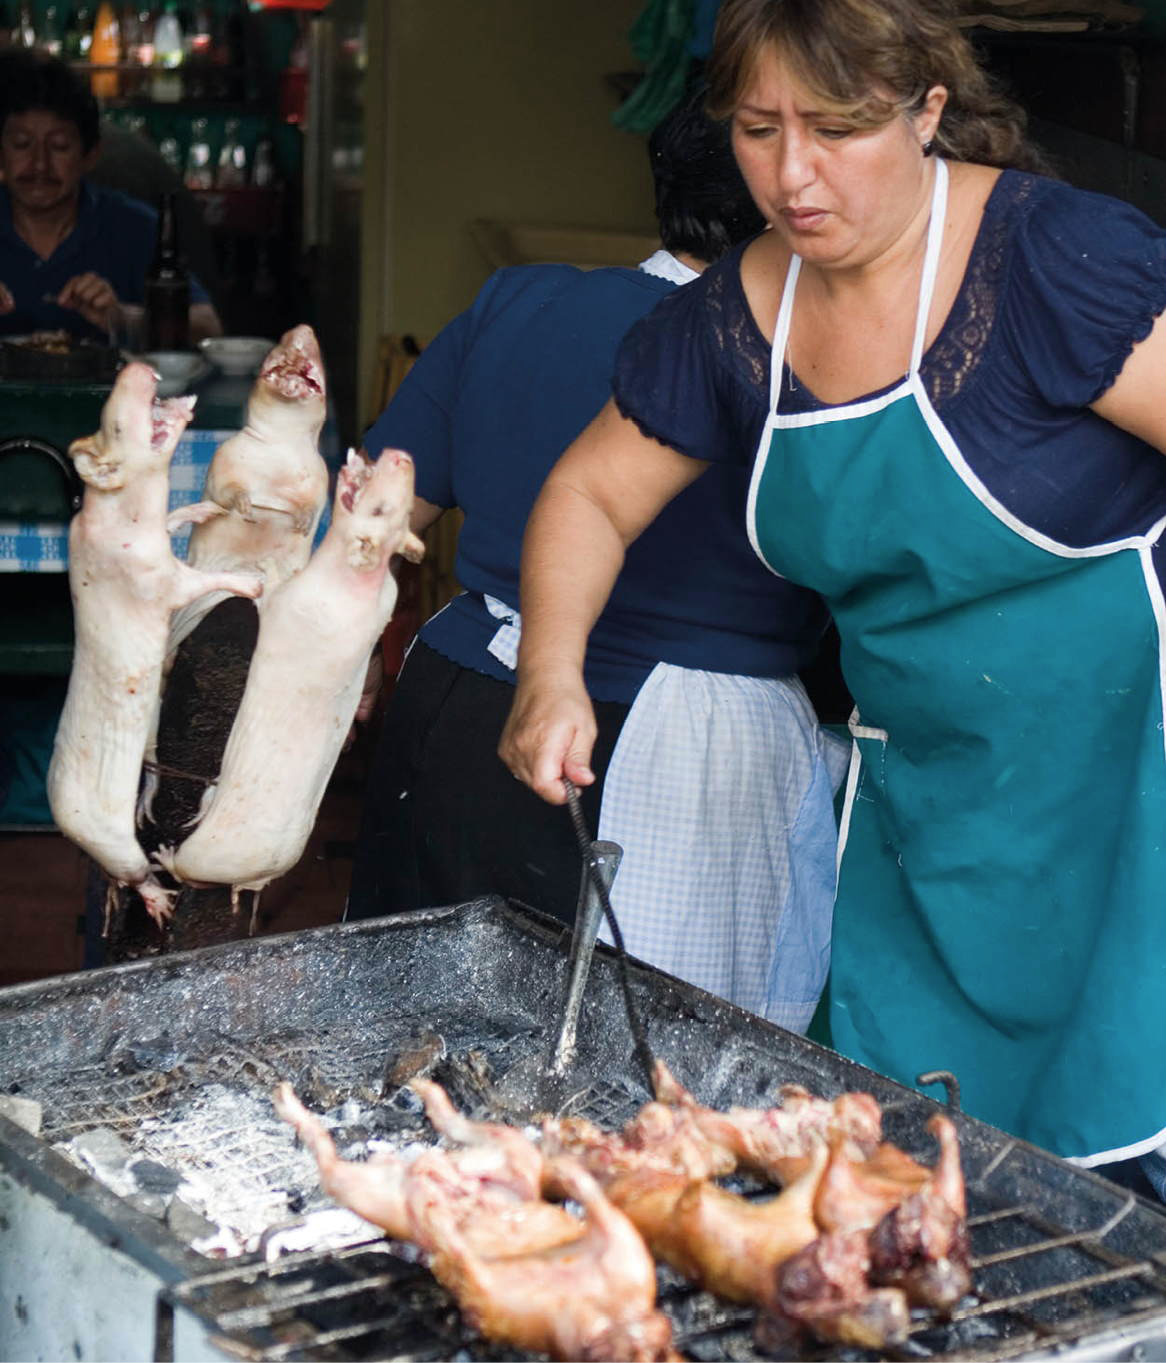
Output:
top-left (0, 109), bottom-right (96, 215)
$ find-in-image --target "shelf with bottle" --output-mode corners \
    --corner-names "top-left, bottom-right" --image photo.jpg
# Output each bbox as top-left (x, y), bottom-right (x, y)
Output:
top-left (23, 0), bottom-right (258, 104)
top-left (103, 105), bottom-right (291, 236)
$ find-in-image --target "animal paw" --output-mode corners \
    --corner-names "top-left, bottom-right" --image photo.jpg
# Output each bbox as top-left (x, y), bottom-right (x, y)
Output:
top-left (138, 878), bottom-right (176, 929)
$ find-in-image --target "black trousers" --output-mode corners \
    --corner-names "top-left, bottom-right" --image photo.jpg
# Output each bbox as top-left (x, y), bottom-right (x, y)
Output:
top-left (347, 641), bottom-right (630, 927)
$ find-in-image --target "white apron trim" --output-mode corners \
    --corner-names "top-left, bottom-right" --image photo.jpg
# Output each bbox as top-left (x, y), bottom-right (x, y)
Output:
top-left (911, 371), bottom-right (1167, 559)
top-left (1143, 543), bottom-right (1167, 777)
top-left (1067, 1126), bottom-right (1167, 1169)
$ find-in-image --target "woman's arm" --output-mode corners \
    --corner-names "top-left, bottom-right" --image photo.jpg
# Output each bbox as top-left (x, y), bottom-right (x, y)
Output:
top-left (1091, 310), bottom-right (1166, 453)
top-left (499, 398), bottom-right (707, 804)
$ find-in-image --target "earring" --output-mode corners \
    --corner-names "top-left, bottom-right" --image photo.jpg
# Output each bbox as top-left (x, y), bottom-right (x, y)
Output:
top-left (922, 139), bottom-right (935, 157)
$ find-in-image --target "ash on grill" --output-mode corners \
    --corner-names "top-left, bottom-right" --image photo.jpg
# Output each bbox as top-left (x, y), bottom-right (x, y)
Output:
top-left (6, 1018), bottom-right (576, 1259)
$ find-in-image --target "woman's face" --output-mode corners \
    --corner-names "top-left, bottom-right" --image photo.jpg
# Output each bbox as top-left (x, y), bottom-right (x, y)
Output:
top-left (730, 47), bottom-right (946, 271)
top-left (0, 110), bottom-right (94, 217)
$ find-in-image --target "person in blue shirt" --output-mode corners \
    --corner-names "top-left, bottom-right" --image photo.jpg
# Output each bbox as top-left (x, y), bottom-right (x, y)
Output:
top-left (0, 49), bottom-right (220, 344)
top-left (347, 86), bottom-right (848, 1033)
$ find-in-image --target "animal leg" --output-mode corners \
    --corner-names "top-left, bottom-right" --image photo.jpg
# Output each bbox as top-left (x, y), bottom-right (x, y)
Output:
top-left (166, 500), bottom-right (227, 535)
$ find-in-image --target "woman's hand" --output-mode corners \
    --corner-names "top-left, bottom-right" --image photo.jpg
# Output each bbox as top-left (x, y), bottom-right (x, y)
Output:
top-left (499, 670), bottom-right (597, 805)
top-left (0, 282), bottom-right (13, 315)
top-left (54, 272), bottom-right (119, 333)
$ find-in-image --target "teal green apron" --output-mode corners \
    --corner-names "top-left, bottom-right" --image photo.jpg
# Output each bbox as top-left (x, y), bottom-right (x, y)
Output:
top-left (748, 159), bottom-right (1165, 1162)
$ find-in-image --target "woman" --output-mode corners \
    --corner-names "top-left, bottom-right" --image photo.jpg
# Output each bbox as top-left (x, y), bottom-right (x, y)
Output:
top-left (500, 0), bottom-right (1165, 1171)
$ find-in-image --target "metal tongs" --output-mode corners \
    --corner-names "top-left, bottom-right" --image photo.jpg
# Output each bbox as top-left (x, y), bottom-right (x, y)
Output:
top-left (493, 778), bottom-right (656, 1118)
top-left (548, 789), bottom-right (622, 1078)
top-left (558, 778), bottom-right (658, 1095)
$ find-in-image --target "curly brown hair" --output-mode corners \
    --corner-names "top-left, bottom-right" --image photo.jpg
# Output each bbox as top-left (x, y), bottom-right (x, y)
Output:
top-left (707, 0), bottom-right (1048, 172)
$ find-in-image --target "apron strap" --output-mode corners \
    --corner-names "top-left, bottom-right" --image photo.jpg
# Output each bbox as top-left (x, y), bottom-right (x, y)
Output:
top-left (909, 157), bottom-right (949, 376)
top-left (769, 255), bottom-right (802, 414)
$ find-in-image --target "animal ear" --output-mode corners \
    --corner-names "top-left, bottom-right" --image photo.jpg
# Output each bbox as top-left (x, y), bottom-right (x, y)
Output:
top-left (69, 440), bottom-right (125, 490)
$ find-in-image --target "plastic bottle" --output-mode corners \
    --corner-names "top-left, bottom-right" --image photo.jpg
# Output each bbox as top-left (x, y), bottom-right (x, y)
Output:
top-left (144, 192), bottom-right (191, 352)
top-left (64, 4), bottom-right (95, 59)
top-left (88, 1), bottom-right (120, 98)
top-left (151, 0), bottom-right (183, 103)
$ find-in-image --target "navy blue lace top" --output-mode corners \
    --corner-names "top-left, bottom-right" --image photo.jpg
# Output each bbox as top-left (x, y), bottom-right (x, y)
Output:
top-left (614, 172), bottom-right (1164, 554)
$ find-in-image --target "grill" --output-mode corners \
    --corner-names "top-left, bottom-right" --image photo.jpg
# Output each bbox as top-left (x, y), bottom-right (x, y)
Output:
top-left (0, 898), bottom-right (1162, 1362)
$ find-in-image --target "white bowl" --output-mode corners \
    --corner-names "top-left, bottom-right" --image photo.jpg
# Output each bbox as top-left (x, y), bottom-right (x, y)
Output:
top-left (143, 350), bottom-right (211, 397)
top-left (199, 335), bottom-right (273, 377)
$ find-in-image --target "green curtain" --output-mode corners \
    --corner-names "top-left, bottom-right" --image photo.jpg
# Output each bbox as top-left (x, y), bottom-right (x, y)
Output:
top-left (612, 0), bottom-right (697, 134)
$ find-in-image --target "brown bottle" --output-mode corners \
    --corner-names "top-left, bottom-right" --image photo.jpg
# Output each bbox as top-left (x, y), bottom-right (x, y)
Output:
top-left (144, 192), bottom-right (191, 352)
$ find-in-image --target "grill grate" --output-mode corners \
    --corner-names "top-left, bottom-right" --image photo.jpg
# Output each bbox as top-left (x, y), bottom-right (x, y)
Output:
top-left (0, 902), bottom-right (1162, 1361)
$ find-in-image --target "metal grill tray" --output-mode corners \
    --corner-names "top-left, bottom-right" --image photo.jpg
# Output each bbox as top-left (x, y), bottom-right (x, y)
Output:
top-left (0, 899), bottom-right (1162, 1361)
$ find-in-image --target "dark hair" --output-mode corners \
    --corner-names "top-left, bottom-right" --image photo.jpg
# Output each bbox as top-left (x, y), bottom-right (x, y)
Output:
top-left (707, 0), bottom-right (1045, 173)
top-left (0, 48), bottom-right (101, 152)
top-left (649, 83), bottom-right (767, 263)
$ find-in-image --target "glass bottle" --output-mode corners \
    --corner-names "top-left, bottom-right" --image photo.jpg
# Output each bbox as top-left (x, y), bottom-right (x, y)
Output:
top-left (88, 1), bottom-right (120, 98)
top-left (184, 0), bottom-right (211, 97)
top-left (182, 115), bottom-right (213, 190)
top-left (215, 117), bottom-right (247, 188)
top-left (15, 0), bottom-right (35, 47)
top-left (251, 134), bottom-right (276, 189)
top-left (150, 0), bottom-right (183, 102)
top-left (144, 192), bottom-right (190, 352)
top-left (40, 4), bottom-right (63, 55)
top-left (117, 3), bottom-right (140, 93)
top-left (278, 14), bottom-right (308, 126)
top-left (157, 133), bottom-right (182, 174)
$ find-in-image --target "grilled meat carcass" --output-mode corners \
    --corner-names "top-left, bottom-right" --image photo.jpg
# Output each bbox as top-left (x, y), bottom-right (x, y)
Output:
top-left (606, 1138), bottom-right (828, 1305)
top-left (757, 1228), bottom-right (911, 1354)
top-left (276, 1083), bottom-right (672, 1359)
top-left (159, 449), bottom-right (425, 901)
top-left (46, 362), bottom-right (261, 928)
top-left (541, 1089), bottom-right (737, 1184)
top-left (273, 1081), bottom-right (581, 1258)
top-left (653, 1061), bottom-right (883, 1184)
top-left (814, 1132), bottom-right (933, 1232)
top-left (867, 1115), bottom-right (971, 1310)
top-left (428, 1156), bottom-right (677, 1362)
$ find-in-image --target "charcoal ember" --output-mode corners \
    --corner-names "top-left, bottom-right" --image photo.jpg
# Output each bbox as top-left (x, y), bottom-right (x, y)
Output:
top-left (130, 1158), bottom-right (182, 1196)
top-left (383, 1030), bottom-right (446, 1094)
top-left (127, 1190), bottom-right (170, 1219)
top-left (431, 1049), bottom-right (500, 1118)
top-left (289, 1062), bottom-right (344, 1112)
top-left (0, 1093), bottom-right (42, 1135)
top-left (168, 1196), bottom-right (218, 1243)
top-left (105, 1032), bottom-right (183, 1074)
